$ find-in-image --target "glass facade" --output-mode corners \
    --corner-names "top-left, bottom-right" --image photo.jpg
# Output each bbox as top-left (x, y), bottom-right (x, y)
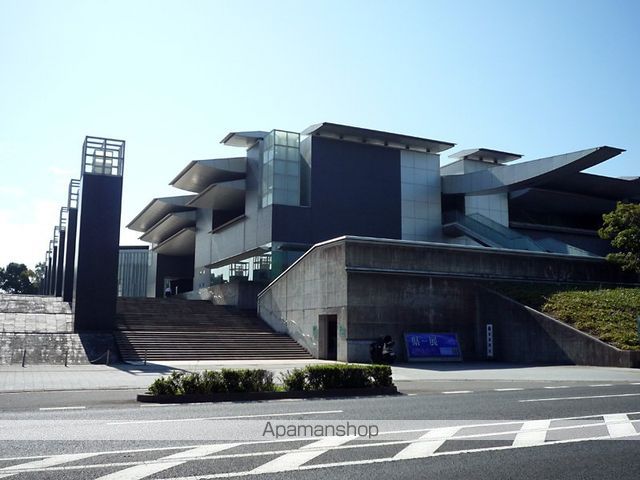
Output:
top-left (261, 130), bottom-right (302, 207)
top-left (118, 248), bottom-right (148, 297)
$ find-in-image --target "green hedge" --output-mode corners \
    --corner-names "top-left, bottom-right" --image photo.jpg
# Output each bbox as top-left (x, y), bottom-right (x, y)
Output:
top-left (281, 364), bottom-right (393, 391)
top-left (147, 365), bottom-right (394, 396)
top-left (147, 368), bottom-right (275, 396)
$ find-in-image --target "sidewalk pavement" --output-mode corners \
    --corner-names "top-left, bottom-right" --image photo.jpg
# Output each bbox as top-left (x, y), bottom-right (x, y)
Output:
top-left (1, 360), bottom-right (639, 393)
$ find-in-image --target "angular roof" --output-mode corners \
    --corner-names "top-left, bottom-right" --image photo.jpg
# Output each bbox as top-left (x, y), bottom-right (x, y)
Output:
top-left (139, 211), bottom-right (197, 244)
top-left (186, 179), bottom-right (246, 210)
top-left (442, 146), bottom-right (625, 195)
top-left (153, 227), bottom-right (196, 256)
top-left (449, 148), bottom-right (523, 163)
top-left (301, 122), bottom-right (455, 153)
top-left (170, 157), bottom-right (247, 193)
top-left (220, 131), bottom-right (268, 148)
top-left (126, 195), bottom-right (195, 232)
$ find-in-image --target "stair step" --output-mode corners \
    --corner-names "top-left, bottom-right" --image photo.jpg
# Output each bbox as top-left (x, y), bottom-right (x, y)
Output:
top-left (114, 298), bottom-right (312, 361)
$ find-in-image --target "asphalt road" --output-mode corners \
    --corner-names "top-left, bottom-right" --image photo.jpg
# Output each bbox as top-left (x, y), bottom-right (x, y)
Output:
top-left (0, 382), bottom-right (639, 479)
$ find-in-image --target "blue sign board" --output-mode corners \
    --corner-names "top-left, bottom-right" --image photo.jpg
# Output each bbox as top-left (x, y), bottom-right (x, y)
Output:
top-left (404, 333), bottom-right (462, 362)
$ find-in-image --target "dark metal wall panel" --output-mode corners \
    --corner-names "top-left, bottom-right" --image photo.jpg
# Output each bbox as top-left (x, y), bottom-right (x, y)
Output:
top-left (55, 230), bottom-right (66, 297)
top-left (62, 208), bottom-right (77, 303)
top-left (272, 136), bottom-right (402, 244)
top-left (73, 174), bottom-right (123, 330)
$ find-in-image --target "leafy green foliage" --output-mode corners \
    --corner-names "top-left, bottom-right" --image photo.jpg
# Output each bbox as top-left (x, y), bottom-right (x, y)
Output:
top-left (490, 282), bottom-right (599, 310)
top-left (146, 369), bottom-right (275, 395)
top-left (542, 288), bottom-right (640, 350)
top-left (147, 365), bottom-right (394, 396)
top-left (599, 202), bottom-right (640, 273)
top-left (0, 263), bottom-right (38, 294)
top-left (280, 364), bottom-right (393, 391)
top-left (221, 368), bottom-right (274, 393)
top-left (280, 368), bottom-right (306, 391)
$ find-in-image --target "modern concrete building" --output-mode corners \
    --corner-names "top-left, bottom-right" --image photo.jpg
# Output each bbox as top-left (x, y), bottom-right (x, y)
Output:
top-left (126, 122), bottom-right (640, 365)
top-left (129, 122), bottom-right (638, 297)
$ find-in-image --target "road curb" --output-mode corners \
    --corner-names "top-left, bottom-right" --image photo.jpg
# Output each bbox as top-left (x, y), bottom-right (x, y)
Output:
top-left (137, 386), bottom-right (399, 403)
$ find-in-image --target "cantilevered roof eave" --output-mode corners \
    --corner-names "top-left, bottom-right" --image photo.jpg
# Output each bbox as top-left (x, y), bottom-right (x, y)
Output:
top-left (139, 211), bottom-right (197, 244)
top-left (449, 148), bottom-right (523, 163)
top-left (442, 146), bottom-right (625, 195)
top-left (220, 131), bottom-right (269, 148)
top-left (169, 157), bottom-right (247, 193)
top-left (301, 122), bottom-right (456, 153)
top-left (186, 179), bottom-right (247, 210)
top-left (152, 227), bottom-right (196, 256)
top-left (126, 195), bottom-right (196, 232)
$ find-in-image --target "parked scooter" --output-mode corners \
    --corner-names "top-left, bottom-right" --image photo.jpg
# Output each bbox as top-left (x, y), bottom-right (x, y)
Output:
top-left (370, 335), bottom-right (396, 364)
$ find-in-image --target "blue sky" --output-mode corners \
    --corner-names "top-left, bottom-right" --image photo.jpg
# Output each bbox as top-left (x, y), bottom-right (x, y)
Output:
top-left (1, 0), bottom-right (639, 268)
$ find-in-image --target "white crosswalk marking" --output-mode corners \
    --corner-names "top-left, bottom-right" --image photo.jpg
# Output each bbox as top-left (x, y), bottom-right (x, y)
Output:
top-left (392, 426), bottom-right (461, 460)
top-left (94, 444), bottom-right (239, 480)
top-left (1, 411), bottom-right (638, 479)
top-left (0, 453), bottom-right (99, 478)
top-left (512, 420), bottom-right (551, 446)
top-left (603, 414), bottom-right (637, 439)
top-left (251, 436), bottom-right (355, 474)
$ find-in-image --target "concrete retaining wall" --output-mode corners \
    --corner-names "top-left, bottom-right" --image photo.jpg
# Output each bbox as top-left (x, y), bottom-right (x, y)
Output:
top-left (257, 236), bottom-right (639, 366)
top-left (258, 242), bottom-right (347, 359)
top-left (0, 332), bottom-right (118, 365)
top-left (479, 289), bottom-right (640, 368)
top-left (184, 282), bottom-right (267, 309)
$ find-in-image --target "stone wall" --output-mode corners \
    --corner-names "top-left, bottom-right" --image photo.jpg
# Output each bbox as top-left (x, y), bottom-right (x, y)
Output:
top-left (0, 333), bottom-right (118, 365)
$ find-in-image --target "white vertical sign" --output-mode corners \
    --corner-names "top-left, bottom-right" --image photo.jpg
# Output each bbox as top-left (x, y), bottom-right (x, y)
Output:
top-left (486, 324), bottom-right (494, 358)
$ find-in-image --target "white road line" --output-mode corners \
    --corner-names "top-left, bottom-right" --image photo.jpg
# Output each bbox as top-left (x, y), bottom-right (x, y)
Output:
top-left (151, 434), bottom-right (635, 480)
top-left (589, 384), bottom-right (613, 387)
top-left (393, 426), bottom-right (460, 460)
top-left (543, 386), bottom-right (570, 389)
top-left (0, 453), bottom-right (98, 478)
top-left (512, 419), bottom-right (551, 447)
top-left (442, 391), bottom-right (472, 395)
top-left (603, 414), bottom-right (637, 438)
top-left (139, 403), bottom-right (181, 408)
top-left (94, 444), bottom-right (239, 480)
top-left (494, 388), bottom-right (524, 392)
top-left (407, 393), bottom-right (418, 396)
top-left (107, 410), bottom-right (343, 425)
top-left (38, 406), bottom-right (86, 411)
top-left (4, 412), bottom-right (640, 478)
top-left (520, 393), bottom-right (640, 403)
top-left (251, 436), bottom-right (355, 474)
top-left (630, 382), bottom-right (640, 385)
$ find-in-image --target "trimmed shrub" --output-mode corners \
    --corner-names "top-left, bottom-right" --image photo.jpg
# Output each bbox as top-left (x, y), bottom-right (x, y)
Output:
top-left (180, 372), bottom-right (203, 394)
top-left (220, 368), bottom-right (275, 393)
top-left (221, 369), bottom-right (242, 392)
top-left (284, 364), bottom-right (394, 391)
top-left (366, 365), bottom-right (393, 387)
top-left (147, 371), bottom-right (185, 396)
top-left (200, 370), bottom-right (225, 394)
top-left (281, 368), bottom-right (306, 391)
top-left (145, 364), bottom-right (394, 396)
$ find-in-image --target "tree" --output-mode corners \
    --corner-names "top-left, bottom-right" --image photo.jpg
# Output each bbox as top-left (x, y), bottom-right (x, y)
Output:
top-left (32, 262), bottom-right (46, 292)
top-left (0, 263), bottom-right (38, 294)
top-left (598, 202), bottom-right (640, 273)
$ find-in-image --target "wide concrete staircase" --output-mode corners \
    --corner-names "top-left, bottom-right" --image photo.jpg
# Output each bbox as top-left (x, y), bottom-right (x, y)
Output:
top-left (114, 297), bottom-right (312, 361)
